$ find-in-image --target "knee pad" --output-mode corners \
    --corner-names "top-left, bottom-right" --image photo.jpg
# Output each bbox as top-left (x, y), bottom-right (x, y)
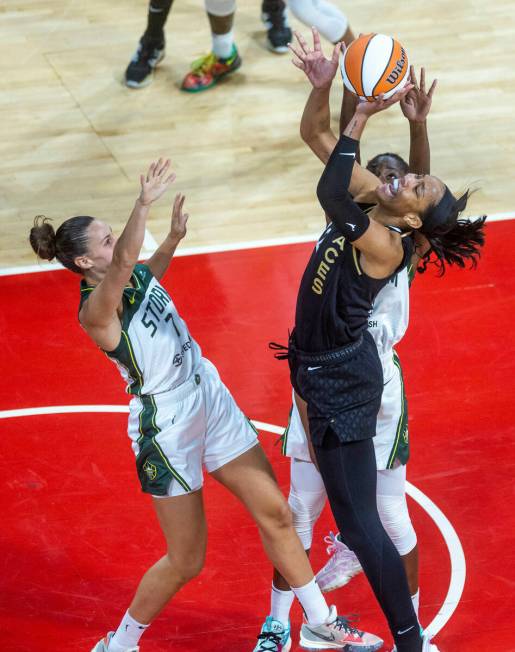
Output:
top-left (288, 459), bottom-right (326, 550)
top-left (377, 492), bottom-right (417, 556)
top-left (288, 485), bottom-right (326, 550)
top-left (288, 0), bottom-right (348, 43)
top-left (204, 0), bottom-right (236, 17)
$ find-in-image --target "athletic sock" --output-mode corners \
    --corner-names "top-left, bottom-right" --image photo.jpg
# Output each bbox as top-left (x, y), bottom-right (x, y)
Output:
top-left (411, 589), bottom-right (420, 618)
top-left (144, 0), bottom-right (173, 43)
top-left (109, 610), bottom-right (149, 651)
top-left (212, 30), bottom-right (234, 59)
top-left (291, 577), bottom-right (330, 626)
top-left (270, 583), bottom-right (295, 627)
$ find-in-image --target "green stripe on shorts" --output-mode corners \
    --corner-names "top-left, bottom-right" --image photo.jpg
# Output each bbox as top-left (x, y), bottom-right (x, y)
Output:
top-left (386, 352), bottom-right (409, 469)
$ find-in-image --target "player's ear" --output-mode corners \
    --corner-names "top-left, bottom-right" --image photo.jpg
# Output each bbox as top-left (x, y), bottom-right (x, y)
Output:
top-left (403, 212), bottom-right (422, 230)
top-left (74, 255), bottom-right (93, 271)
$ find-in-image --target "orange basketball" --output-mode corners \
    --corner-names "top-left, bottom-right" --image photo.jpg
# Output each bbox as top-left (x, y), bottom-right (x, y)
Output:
top-left (340, 33), bottom-right (409, 101)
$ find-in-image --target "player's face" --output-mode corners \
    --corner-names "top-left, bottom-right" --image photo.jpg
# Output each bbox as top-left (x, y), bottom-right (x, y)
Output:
top-left (85, 220), bottom-right (117, 272)
top-left (375, 173), bottom-right (446, 216)
top-left (367, 156), bottom-right (405, 184)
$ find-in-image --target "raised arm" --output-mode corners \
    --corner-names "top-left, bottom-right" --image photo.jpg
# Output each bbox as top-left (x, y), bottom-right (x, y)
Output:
top-left (400, 66), bottom-right (437, 268)
top-left (289, 28), bottom-right (341, 164)
top-left (339, 86), bottom-right (361, 161)
top-left (80, 159), bottom-right (176, 348)
top-left (145, 193), bottom-right (189, 280)
top-left (400, 66), bottom-right (437, 175)
top-left (291, 29), bottom-right (405, 200)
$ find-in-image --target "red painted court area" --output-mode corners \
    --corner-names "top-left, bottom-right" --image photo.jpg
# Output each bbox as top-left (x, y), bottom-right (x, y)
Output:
top-left (1, 221), bottom-right (515, 652)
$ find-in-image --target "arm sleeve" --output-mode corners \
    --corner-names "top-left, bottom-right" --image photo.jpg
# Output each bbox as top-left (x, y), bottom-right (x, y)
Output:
top-left (316, 134), bottom-right (371, 242)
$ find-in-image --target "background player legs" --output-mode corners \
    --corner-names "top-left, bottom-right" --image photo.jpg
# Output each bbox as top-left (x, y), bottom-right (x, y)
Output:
top-left (287, 0), bottom-right (354, 45)
top-left (125, 0), bottom-right (172, 88)
top-left (181, 0), bottom-right (241, 91)
top-left (106, 489), bottom-right (208, 651)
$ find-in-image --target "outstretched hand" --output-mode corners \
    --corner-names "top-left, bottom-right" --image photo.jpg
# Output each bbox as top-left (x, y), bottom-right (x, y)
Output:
top-left (400, 66), bottom-right (437, 123)
top-left (355, 82), bottom-right (414, 117)
top-left (139, 158), bottom-right (176, 206)
top-left (289, 28), bottom-right (343, 89)
top-left (170, 194), bottom-right (188, 241)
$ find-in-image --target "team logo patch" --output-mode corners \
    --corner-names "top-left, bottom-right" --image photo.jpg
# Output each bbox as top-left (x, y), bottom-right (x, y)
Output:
top-left (143, 460), bottom-right (158, 481)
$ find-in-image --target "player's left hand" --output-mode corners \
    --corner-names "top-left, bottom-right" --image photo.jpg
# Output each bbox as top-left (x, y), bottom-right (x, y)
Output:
top-left (400, 66), bottom-right (437, 123)
top-left (170, 193), bottom-right (188, 241)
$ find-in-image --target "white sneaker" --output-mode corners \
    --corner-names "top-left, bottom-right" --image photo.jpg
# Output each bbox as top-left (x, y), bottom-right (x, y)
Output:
top-left (91, 632), bottom-right (139, 652)
top-left (315, 532), bottom-right (363, 593)
top-left (300, 605), bottom-right (383, 650)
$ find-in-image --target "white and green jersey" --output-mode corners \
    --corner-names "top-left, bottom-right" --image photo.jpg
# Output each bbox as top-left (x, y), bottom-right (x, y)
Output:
top-left (367, 262), bottom-right (415, 380)
top-left (80, 264), bottom-right (201, 396)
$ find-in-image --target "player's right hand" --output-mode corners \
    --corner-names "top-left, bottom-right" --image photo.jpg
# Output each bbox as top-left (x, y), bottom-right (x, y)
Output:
top-left (289, 28), bottom-right (343, 90)
top-left (139, 158), bottom-right (177, 206)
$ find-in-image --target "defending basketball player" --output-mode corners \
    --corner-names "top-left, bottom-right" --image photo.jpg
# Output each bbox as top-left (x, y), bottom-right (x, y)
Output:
top-left (29, 160), bottom-right (383, 652)
top-left (267, 29), bottom-right (484, 652)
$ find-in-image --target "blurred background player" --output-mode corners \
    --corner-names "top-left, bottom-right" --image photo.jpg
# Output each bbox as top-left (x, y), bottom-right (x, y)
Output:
top-left (124, 0), bottom-right (354, 90)
top-left (125, 0), bottom-right (241, 91)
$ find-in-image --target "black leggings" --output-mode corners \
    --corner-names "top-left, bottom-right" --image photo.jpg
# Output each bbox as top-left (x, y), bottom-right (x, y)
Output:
top-left (313, 430), bottom-right (422, 652)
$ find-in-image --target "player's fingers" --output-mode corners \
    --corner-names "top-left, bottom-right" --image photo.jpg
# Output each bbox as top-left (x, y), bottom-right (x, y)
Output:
top-left (291, 57), bottom-right (306, 71)
top-left (288, 42), bottom-right (305, 60)
top-left (146, 162), bottom-right (156, 182)
top-left (420, 67), bottom-right (426, 93)
top-left (409, 64), bottom-right (417, 87)
top-left (157, 158), bottom-right (171, 178)
top-left (427, 78), bottom-right (438, 98)
top-left (312, 27), bottom-right (322, 52)
top-left (295, 30), bottom-right (311, 55)
top-left (331, 42), bottom-right (342, 64)
top-left (165, 172), bottom-right (176, 185)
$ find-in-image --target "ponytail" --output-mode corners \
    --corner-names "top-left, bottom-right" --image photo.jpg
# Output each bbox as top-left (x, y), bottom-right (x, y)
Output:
top-left (29, 215), bottom-right (95, 274)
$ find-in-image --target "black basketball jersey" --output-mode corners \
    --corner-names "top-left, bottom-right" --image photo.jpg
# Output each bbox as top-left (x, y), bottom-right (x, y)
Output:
top-left (294, 222), bottom-right (413, 353)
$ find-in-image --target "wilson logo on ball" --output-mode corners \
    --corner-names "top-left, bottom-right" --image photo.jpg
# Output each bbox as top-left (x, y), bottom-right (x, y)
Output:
top-left (340, 33), bottom-right (409, 101)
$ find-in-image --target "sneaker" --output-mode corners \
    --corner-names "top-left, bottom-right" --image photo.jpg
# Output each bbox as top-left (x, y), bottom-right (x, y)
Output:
top-left (180, 45), bottom-right (241, 92)
top-left (253, 616), bottom-right (292, 651)
top-left (300, 605), bottom-right (383, 650)
top-left (125, 37), bottom-right (165, 88)
top-left (91, 631), bottom-right (139, 652)
top-left (261, 0), bottom-right (292, 53)
top-left (315, 532), bottom-right (363, 593)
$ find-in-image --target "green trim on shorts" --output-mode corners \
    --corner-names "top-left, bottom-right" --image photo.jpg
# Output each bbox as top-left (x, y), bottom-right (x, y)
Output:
top-left (386, 351), bottom-right (409, 469)
top-left (280, 405), bottom-right (293, 456)
top-left (135, 394), bottom-right (192, 495)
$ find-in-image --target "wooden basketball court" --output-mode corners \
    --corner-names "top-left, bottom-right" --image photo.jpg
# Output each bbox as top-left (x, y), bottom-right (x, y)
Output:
top-left (1, 0), bottom-right (514, 270)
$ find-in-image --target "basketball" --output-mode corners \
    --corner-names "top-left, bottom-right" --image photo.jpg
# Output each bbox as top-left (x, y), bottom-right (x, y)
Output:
top-left (340, 33), bottom-right (409, 101)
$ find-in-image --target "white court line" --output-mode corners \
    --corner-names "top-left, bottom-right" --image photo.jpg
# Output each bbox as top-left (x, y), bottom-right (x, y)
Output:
top-left (1, 212), bottom-right (511, 278)
top-left (1, 404), bottom-right (466, 637)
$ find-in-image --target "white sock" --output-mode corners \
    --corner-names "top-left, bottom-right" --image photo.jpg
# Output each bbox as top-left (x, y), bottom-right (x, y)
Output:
top-left (291, 578), bottom-right (330, 626)
top-left (271, 584), bottom-right (295, 627)
top-left (212, 30), bottom-right (234, 59)
top-left (109, 610), bottom-right (149, 651)
top-left (411, 589), bottom-right (420, 618)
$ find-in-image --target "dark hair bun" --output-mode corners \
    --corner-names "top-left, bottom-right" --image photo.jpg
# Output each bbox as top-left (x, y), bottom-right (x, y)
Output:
top-left (30, 216), bottom-right (57, 261)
